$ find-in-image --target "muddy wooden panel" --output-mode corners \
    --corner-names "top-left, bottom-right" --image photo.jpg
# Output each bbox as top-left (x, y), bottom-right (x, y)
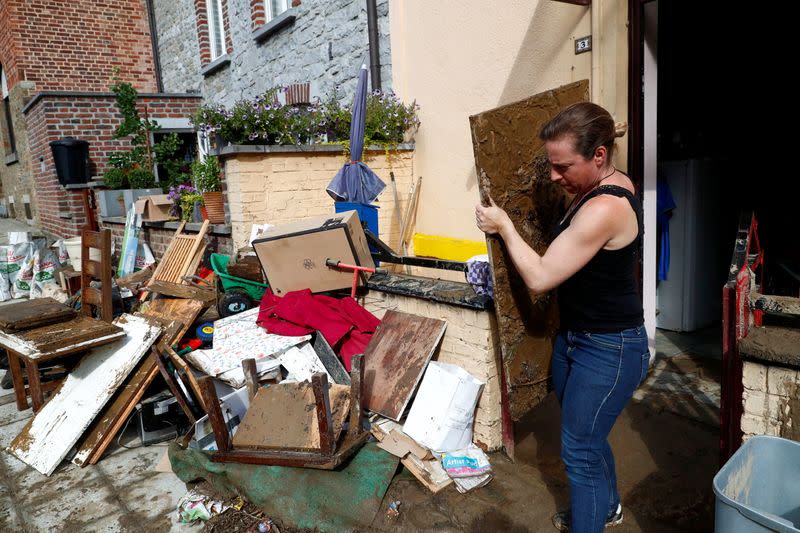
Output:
top-left (143, 298), bottom-right (206, 341)
top-left (232, 382), bottom-right (350, 450)
top-left (469, 80), bottom-right (588, 420)
top-left (7, 314), bottom-right (162, 475)
top-left (0, 298), bottom-right (76, 332)
top-left (148, 280), bottom-right (216, 303)
top-left (361, 310), bottom-right (447, 420)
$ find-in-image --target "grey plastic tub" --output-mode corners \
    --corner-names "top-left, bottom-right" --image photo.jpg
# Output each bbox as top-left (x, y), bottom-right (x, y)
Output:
top-left (713, 435), bottom-right (800, 532)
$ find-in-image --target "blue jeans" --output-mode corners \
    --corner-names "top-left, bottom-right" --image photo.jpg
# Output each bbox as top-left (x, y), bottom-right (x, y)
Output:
top-left (552, 326), bottom-right (649, 533)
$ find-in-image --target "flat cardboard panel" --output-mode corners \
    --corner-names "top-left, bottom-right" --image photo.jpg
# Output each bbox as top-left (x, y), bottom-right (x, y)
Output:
top-left (362, 310), bottom-right (447, 421)
top-left (253, 211), bottom-right (374, 295)
top-left (469, 80), bottom-right (588, 420)
top-left (232, 382), bottom-right (350, 450)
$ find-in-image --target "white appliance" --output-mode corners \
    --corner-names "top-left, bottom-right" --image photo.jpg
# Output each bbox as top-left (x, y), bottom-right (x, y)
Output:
top-left (656, 158), bottom-right (726, 332)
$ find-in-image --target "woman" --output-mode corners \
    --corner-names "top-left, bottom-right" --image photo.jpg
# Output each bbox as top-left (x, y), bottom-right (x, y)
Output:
top-left (475, 102), bottom-right (649, 532)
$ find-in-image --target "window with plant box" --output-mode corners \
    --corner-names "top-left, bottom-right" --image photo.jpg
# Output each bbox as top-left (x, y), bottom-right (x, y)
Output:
top-left (208, 0), bottom-right (227, 60)
top-left (265, 0), bottom-right (289, 22)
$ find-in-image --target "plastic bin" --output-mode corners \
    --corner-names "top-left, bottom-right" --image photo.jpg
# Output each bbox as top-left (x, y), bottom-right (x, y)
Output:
top-left (713, 435), bottom-right (800, 532)
top-left (334, 202), bottom-right (378, 252)
top-left (49, 137), bottom-right (90, 186)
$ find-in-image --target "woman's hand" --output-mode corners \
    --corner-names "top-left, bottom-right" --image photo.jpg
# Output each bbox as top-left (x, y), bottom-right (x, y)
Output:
top-left (475, 196), bottom-right (512, 236)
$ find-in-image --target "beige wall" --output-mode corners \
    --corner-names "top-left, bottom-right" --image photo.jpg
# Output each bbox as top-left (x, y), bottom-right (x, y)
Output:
top-left (222, 148), bottom-right (415, 251)
top-left (390, 0), bottom-right (628, 241)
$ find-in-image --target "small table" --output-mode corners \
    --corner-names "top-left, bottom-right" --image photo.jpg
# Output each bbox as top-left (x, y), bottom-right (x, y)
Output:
top-left (0, 316), bottom-right (125, 412)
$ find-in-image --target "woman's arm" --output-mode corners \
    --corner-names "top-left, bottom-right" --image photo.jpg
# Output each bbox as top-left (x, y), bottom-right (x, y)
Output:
top-left (476, 196), bottom-right (618, 294)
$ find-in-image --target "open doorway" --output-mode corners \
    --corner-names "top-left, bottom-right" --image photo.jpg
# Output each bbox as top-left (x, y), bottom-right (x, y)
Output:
top-left (637, 2), bottom-right (799, 347)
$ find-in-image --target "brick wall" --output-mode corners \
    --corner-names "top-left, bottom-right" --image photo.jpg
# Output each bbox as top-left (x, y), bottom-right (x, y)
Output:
top-left (1, 0), bottom-right (156, 92)
top-left (99, 220), bottom-right (234, 263)
top-left (222, 147), bottom-right (414, 251)
top-left (24, 93), bottom-right (200, 238)
top-left (741, 360), bottom-right (800, 441)
top-left (363, 290), bottom-right (503, 451)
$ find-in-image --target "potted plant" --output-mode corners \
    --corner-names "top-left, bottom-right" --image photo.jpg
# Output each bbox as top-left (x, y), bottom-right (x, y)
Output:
top-left (168, 184), bottom-right (204, 222)
top-left (192, 156), bottom-right (225, 224)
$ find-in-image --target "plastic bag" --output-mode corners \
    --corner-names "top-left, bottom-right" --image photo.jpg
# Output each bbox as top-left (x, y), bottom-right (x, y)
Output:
top-left (31, 246), bottom-right (62, 299)
top-left (9, 242), bottom-right (34, 299)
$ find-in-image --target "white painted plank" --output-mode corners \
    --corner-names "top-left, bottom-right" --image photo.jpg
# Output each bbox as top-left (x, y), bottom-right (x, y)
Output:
top-left (6, 314), bottom-right (162, 475)
top-left (0, 329), bottom-right (125, 359)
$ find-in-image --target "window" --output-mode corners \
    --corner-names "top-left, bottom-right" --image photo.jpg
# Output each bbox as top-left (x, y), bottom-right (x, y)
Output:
top-left (1, 64), bottom-right (17, 157)
top-left (265, 0), bottom-right (289, 22)
top-left (207, 0), bottom-right (227, 60)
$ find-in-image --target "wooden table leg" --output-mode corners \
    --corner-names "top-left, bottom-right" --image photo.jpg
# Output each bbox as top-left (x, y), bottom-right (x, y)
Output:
top-left (23, 359), bottom-right (44, 412)
top-left (6, 349), bottom-right (29, 411)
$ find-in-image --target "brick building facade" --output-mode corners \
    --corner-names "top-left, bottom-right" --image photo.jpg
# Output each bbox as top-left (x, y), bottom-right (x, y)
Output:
top-left (0, 0), bottom-right (200, 237)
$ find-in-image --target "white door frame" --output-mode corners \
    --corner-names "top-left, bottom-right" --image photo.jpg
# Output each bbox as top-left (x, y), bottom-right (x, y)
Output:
top-left (642, 1), bottom-right (658, 361)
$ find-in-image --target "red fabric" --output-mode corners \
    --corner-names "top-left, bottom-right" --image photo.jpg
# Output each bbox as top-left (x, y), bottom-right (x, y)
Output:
top-left (256, 289), bottom-right (380, 371)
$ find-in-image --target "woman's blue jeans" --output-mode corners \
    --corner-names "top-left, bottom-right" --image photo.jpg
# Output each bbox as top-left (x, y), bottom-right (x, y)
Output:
top-left (552, 326), bottom-right (649, 533)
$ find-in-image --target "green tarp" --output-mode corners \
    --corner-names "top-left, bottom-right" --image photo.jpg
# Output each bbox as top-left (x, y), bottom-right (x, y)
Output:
top-left (168, 442), bottom-right (399, 531)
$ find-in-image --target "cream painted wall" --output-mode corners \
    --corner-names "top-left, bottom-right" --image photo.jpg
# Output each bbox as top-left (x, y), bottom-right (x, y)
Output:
top-left (389, 0), bottom-right (593, 241)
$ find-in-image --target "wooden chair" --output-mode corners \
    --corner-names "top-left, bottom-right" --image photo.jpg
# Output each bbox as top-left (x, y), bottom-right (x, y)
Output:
top-left (80, 228), bottom-right (113, 322)
top-left (1, 229), bottom-right (124, 412)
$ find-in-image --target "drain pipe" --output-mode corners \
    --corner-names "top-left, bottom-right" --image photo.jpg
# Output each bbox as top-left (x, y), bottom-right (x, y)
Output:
top-left (366, 0), bottom-right (381, 92)
top-left (146, 0), bottom-right (164, 93)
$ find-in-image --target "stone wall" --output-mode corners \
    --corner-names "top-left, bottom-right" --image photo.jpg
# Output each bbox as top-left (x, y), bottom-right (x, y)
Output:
top-left (363, 290), bottom-right (503, 451)
top-left (154, 0), bottom-right (393, 105)
top-left (741, 360), bottom-right (800, 441)
top-left (221, 145), bottom-right (414, 251)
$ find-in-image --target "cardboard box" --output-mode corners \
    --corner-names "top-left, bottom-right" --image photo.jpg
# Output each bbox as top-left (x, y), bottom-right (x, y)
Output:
top-left (252, 211), bottom-right (374, 295)
top-left (134, 194), bottom-right (174, 222)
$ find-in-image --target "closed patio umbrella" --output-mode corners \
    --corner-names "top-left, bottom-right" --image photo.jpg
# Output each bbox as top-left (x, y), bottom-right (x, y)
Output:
top-left (326, 64), bottom-right (385, 204)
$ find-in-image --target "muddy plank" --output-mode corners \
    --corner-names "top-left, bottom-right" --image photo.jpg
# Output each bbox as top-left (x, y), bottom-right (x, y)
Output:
top-left (750, 293), bottom-right (800, 317)
top-left (7, 314), bottom-right (163, 475)
top-left (147, 280), bottom-right (216, 302)
top-left (17, 316), bottom-right (123, 355)
top-left (361, 310), bottom-right (447, 420)
top-left (0, 298), bottom-right (77, 332)
top-left (227, 255), bottom-right (265, 283)
top-left (469, 80), bottom-right (588, 420)
top-left (232, 381), bottom-right (350, 450)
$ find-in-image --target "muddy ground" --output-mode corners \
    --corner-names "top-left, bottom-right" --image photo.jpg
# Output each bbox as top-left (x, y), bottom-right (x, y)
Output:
top-left (368, 393), bottom-right (717, 532)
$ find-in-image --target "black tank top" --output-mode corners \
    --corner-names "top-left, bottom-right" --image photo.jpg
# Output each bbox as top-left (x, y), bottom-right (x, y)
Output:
top-left (552, 184), bottom-right (644, 333)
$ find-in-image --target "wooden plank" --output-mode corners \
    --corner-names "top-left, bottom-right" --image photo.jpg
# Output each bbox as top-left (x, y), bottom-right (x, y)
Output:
top-left (199, 376), bottom-right (231, 452)
top-left (117, 264), bottom-right (154, 292)
top-left (348, 354), bottom-right (364, 438)
top-left (0, 298), bottom-right (76, 332)
top-left (361, 310), bottom-right (446, 420)
top-left (0, 318), bottom-right (126, 362)
top-left (211, 432), bottom-right (370, 469)
top-left (469, 80), bottom-right (587, 420)
top-left (16, 316), bottom-right (123, 355)
top-left (312, 374), bottom-right (335, 455)
top-left (72, 356), bottom-right (159, 466)
top-left (164, 345), bottom-right (207, 412)
top-left (147, 280), bottom-right (216, 302)
top-left (231, 381), bottom-right (350, 450)
top-left (227, 255), bottom-right (264, 282)
top-left (7, 314), bottom-right (162, 475)
top-left (153, 345), bottom-right (197, 426)
top-left (243, 358), bottom-right (258, 401)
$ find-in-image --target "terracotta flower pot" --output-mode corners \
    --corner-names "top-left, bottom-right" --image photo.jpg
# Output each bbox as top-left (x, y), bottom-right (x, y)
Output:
top-left (202, 191), bottom-right (225, 224)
